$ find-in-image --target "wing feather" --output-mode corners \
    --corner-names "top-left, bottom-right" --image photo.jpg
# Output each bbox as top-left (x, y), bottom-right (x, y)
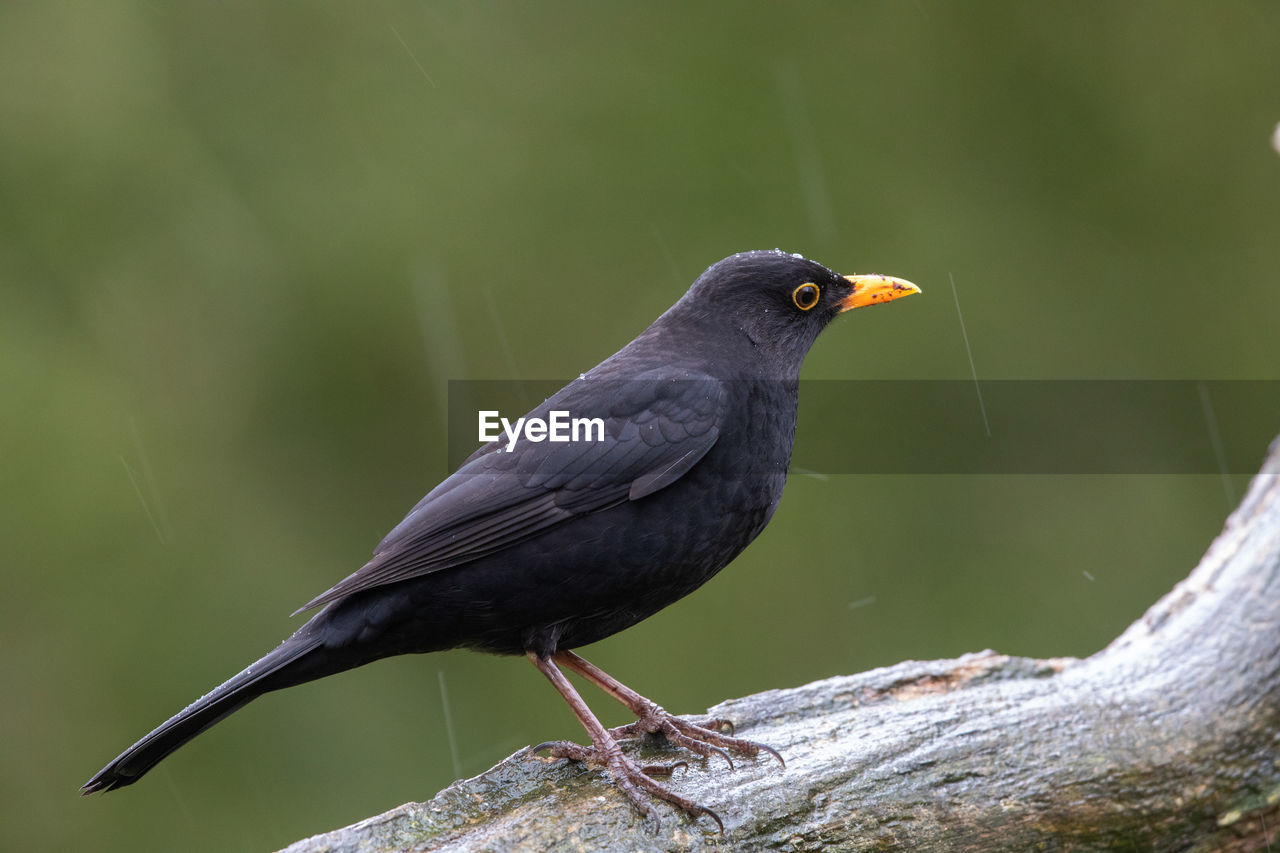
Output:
top-left (295, 375), bottom-right (726, 612)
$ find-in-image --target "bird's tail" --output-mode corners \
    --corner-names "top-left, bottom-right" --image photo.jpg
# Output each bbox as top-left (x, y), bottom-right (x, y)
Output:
top-left (81, 627), bottom-right (332, 794)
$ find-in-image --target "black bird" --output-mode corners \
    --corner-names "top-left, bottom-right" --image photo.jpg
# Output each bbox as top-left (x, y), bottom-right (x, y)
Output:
top-left (82, 250), bottom-right (919, 827)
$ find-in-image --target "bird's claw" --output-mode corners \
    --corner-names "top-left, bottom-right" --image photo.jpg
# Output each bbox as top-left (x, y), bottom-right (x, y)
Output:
top-left (691, 716), bottom-right (736, 736)
top-left (533, 740), bottom-right (687, 776)
top-left (529, 652), bottom-right (782, 832)
top-left (602, 748), bottom-right (724, 833)
top-left (639, 760), bottom-right (688, 778)
top-left (610, 705), bottom-right (784, 770)
top-left (531, 740), bottom-right (595, 762)
top-left (530, 739), bottom-right (722, 832)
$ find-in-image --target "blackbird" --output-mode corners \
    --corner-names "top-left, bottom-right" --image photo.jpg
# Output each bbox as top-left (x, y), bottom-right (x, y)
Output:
top-left (82, 250), bottom-right (919, 828)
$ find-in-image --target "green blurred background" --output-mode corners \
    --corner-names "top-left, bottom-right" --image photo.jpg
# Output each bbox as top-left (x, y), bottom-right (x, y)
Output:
top-left (4, 3), bottom-right (1278, 851)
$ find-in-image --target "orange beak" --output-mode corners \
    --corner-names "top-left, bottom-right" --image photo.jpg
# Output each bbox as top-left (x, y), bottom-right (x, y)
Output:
top-left (839, 274), bottom-right (922, 312)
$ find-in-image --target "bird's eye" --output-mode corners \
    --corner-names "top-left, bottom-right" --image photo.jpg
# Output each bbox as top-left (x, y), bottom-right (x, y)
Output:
top-left (792, 284), bottom-right (820, 311)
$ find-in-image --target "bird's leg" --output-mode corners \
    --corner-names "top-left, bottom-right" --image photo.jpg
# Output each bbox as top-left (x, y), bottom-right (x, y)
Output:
top-left (554, 650), bottom-right (785, 770)
top-left (527, 651), bottom-right (723, 831)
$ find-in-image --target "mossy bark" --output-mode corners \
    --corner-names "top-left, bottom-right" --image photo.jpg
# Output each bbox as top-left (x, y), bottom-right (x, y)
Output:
top-left (281, 439), bottom-right (1280, 852)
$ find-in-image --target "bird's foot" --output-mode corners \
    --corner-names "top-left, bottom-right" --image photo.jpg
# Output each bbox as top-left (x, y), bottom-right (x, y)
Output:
top-left (533, 739), bottom-right (689, 777)
top-left (532, 739), bottom-right (721, 831)
top-left (609, 704), bottom-right (785, 771)
top-left (528, 651), bottom-right (783, 831)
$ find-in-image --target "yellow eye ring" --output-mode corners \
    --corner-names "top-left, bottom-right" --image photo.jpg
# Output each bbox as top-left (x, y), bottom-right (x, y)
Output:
top-left (792, 283), bottom-right (820, 311)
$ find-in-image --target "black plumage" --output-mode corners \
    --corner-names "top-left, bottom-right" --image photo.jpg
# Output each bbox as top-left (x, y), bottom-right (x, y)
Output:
top-left (82, 250), bottom-right (919, 827)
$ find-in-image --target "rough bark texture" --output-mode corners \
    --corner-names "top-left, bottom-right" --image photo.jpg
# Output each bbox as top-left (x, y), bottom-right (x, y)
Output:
top-left (281, 440), bottom-right (1280, 852)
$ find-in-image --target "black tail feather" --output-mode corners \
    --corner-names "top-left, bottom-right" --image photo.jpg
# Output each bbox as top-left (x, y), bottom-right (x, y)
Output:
top-left (80, 631), bottom-right (325, 794)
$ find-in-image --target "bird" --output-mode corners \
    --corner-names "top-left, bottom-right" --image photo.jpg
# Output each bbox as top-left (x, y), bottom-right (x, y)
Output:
top-left (81, 249), bottom-right (919, 829)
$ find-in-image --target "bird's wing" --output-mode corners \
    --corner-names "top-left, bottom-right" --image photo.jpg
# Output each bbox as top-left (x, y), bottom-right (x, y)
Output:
top-left (295, 373), bottom-right (726, 612)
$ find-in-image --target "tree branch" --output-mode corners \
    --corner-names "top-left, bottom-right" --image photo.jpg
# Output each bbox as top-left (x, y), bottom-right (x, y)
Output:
top-left (282, 438), bottom-right (1280, 852)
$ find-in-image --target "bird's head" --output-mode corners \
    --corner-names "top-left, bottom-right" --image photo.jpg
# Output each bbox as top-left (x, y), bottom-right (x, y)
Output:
top-left (679, 249), bottom-right (920, 371)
